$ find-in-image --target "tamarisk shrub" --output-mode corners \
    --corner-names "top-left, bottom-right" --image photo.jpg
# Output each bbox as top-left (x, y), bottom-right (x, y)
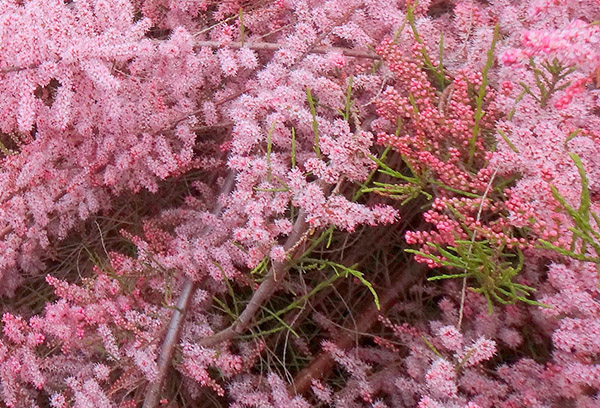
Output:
top-left (0, 0), bottom-right (598, 407)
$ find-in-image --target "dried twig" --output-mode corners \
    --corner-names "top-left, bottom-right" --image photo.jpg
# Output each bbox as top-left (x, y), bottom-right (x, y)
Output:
top-left (457, 165), bottom-right (499, 329)
top-left (0, 226), bottom-right (11, 240)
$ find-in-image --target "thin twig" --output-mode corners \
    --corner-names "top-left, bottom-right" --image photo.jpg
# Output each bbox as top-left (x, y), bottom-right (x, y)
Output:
top-left (0, 63), bottom-right (41, 74)
top-left (0, 226), bottom-right (11, 240)
top-left (143, 278), bottom-right (196, 408)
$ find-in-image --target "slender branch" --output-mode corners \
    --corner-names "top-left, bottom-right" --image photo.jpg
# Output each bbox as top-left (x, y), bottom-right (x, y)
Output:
top-left (0, 226), bottom-right (11, 240)
top-left (142, 172), bottom-right (236, 408)
top-left (457, 165), bottom-right (499, 329)
top-left (0, 63), bottom-right (41, 74)
top-left (142, 278), bottom-right (196, 408)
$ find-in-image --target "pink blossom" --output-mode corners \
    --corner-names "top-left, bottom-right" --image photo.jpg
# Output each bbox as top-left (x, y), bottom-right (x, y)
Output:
top-left (425, 359), bottom-right (458, 399)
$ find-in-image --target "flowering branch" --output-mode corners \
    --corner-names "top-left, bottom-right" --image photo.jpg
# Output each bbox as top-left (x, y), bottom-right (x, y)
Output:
top-left (144, 177), bottom-right (313, 407)
top-left (142, 172), bottom-right (236, 408)
top-left (196, 207), bottom-right (311, 349)
top-left (0, 42), bottom-right (379, 75)
top-left (193, 41), bottom-right (381, 60)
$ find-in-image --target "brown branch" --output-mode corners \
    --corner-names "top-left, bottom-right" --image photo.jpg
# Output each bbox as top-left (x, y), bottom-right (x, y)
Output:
top-left (291, 262), bottom-right (426, 395)
top-left (192, 181), bottom-right (335, 352)
top-left (0, 63), bottom-right (42, 74)
top-left (142, 172), bottom-right (235, 408)
top-left (0, 226), bottom-right (11, 240)
top-left (142, 278), bottom-right (196, 408)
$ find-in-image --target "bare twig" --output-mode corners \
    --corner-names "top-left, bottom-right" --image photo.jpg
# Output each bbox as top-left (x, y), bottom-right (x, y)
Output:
top-left (0, 226), bottom-right (11, 240)
top-left (142, 278), bottom-right (197, 408)
top-left (0, 63), bottom-right (42, 74)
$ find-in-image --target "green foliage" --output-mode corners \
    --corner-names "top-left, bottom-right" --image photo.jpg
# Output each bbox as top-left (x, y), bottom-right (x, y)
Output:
top-left (250, 256), bottom-right (270, 275)
top-left (215, 222), bottom-right (383, 342)
top-left (406, 239), bottom-right (545, 313)
top-left (266, 121), bottom-right (276, 182)
top-left (260, 305), bottom-right (300, 338)
top-left (507, 88), bottom-right (527, 121)
top-left (496, 129), bottom-right (520, 154)
top-left (216, 261), bottom-right (241, 316)
top-left (362, 148), bottom-right (485, 204)
top-left (538, 152), bottom-right (600, 264)
top-left (362, 153), bottom-right (432, 204)
top-left (421, 334), bottom-right (443, 358)
top-left (305, 86), bottom-right (322, 158)
top-left (291, 127), bottom-right (297, 168)
top-left (337, 75), bottom-right (354, 122)
top-left (519, 57), bottom-right (576, 109)
top-left (468, 24), bottom-right (499, 166)
top-left (300, 258), bottom-right (380, 310)
top-left (253, 270), bottom-right (342, 327)
top-left (252, 121), bottom-right (292, 193)
top-left (405, 4), bottom-right (447, 89)
top-left (360, 119), bottom-right (432, 205)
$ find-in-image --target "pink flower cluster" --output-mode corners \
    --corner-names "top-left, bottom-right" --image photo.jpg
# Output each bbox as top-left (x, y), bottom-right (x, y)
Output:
top-left (0, 0), bottom-right (597, 407)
